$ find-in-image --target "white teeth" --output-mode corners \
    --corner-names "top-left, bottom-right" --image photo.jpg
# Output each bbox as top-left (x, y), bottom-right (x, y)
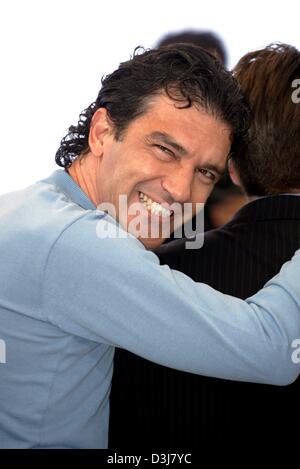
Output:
top-left (139, 192), bottom-right (172, 218)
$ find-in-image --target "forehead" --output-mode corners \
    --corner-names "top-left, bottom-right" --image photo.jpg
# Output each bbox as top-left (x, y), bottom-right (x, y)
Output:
top-left (129, 94), bottom-right (232, 159)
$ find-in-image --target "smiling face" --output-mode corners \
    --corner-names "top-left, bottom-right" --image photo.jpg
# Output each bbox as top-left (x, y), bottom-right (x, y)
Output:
top-left (86, 93), bottom-right (232, 249)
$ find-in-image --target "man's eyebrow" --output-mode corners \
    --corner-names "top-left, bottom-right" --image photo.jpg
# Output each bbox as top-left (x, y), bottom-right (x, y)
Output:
top-left (147, 132), bottom-right (188, 155)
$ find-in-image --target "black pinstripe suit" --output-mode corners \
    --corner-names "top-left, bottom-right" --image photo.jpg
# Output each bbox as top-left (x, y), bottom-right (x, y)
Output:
top-left (109, 195), bottom-right (300, 448)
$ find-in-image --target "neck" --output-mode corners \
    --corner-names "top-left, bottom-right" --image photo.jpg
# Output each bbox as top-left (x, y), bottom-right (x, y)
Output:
top-left (67, 155), bottom-right (100, 206)
top-left (247, 195), bottom-right (259, 202)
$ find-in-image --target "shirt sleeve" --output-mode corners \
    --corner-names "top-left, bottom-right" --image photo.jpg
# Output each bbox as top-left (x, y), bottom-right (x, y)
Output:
top-left (42, 211), bottom-right (300, 386)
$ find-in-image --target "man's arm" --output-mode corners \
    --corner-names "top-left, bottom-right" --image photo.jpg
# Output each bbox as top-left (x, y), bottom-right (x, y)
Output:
top-left (42, 212), bottom-right (300, 385)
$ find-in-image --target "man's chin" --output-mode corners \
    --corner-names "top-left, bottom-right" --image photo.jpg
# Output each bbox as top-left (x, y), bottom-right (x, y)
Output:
top-left (139, 236), bottom-right (166, 251)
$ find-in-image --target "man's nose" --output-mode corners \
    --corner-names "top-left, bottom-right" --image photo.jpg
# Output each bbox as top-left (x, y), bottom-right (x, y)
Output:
top-left (161, 166), bottom-right (193, 203)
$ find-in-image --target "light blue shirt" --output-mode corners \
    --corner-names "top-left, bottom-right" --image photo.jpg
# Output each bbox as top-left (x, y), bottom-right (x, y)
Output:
top-left (0, 169), bottom-right (299, 448)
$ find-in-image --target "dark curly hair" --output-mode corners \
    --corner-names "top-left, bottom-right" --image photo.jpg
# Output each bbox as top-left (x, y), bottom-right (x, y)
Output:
top-left (55, 44), bottom-right (249, 168)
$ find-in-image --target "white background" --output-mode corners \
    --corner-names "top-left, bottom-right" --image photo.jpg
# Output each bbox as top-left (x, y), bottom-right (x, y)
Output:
top-left (0, 0), bottom-right (299, 194)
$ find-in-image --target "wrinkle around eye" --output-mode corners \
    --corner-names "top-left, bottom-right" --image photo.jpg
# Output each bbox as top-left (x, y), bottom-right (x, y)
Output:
top-left (196, 168), bottom-right (216, 182)
top-left (153, 144), bottom-right (176, 159)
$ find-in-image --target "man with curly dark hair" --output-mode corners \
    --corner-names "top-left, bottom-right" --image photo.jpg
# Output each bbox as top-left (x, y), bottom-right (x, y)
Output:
top-left (109, 43), bottom-right (300, 448)
top-left (0, 44), bottom-right (300, 449)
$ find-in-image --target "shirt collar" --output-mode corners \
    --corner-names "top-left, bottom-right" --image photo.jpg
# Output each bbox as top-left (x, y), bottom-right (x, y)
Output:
top-left (226, 194), bottom-right (300, 226)
top-left (39, 169), bottom-right (96, 211)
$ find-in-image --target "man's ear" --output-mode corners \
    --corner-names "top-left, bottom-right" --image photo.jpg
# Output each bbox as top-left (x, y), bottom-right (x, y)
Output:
top-left (228, 158), bottom-right (242, 188)
top-left (88, 108), bottom-right (114, 157)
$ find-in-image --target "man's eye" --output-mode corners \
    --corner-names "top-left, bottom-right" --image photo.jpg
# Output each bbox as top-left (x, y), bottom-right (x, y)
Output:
top-left (196, 168), bottom-right (216, 181)
top-left (154, 145), bottom-right (175, 158)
